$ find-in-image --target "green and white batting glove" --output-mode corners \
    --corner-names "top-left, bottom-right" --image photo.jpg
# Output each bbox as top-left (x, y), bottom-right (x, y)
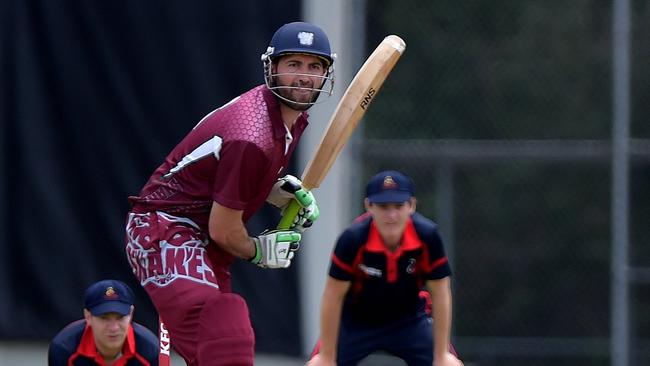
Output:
top-left (249, 229), bottom-right (301, 269)
top-left (266, 175), bottom-right (320, 232)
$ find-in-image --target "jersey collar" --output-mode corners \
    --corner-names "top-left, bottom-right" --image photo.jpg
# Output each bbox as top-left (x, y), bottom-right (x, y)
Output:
top-left (77, 323), bottom-right (137, 363)
top-left (366, 217), bottom-right (421, 254)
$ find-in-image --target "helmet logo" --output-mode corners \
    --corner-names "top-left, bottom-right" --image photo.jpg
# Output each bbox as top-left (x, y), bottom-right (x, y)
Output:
top-left (297, 32), bottom-right (314, 46)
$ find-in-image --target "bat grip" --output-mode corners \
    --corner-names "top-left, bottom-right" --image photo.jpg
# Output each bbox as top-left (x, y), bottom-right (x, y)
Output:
top-left (277, 200), bottom-right (301, 230)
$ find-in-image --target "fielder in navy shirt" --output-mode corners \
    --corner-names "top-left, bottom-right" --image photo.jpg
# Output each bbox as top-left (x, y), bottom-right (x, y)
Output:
top-left (308, 171), bottom-right (463, 366)
top-left (48, 279), bottom-right (158, 366)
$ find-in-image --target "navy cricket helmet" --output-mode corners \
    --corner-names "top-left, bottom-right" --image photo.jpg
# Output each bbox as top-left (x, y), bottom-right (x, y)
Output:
top-left (265, 21), bottom-right (334, 66)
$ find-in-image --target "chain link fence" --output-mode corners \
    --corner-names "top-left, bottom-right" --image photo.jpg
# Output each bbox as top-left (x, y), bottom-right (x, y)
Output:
top-left (359, 1), bottom-right (650, 365)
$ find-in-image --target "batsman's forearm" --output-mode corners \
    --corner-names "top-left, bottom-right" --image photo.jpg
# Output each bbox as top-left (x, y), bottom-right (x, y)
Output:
top-left (211, 227), bottom-right (256, 260)
top-left (208, 202), bottom-right (256, 260)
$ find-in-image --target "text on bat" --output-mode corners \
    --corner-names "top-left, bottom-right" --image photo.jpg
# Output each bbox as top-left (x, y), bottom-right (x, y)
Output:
top-left (360, 87), bottom-right (377, 110)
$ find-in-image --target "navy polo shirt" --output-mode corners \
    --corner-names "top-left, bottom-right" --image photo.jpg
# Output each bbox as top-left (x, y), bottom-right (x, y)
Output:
top-left (48, 319), bottom-right (159, 366)
top-left (329, 212), bottom-right (451, 325)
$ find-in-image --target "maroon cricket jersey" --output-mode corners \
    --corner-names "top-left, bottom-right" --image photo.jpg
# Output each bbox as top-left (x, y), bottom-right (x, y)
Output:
top-left (129, 84), bottom-right (308, 233)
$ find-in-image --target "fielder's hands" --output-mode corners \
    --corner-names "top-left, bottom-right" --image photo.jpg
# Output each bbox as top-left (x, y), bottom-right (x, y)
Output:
top-left (435, 352), bottom-right (464, 366)
top-left (249, 230), bottom-right (301, 269)
top-left (305, 354), bottom-right (335, 366)
top-left (266, 175), bottom-right (320, 232)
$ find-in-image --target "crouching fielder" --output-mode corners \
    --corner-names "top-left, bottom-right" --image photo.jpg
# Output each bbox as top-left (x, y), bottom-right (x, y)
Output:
top-left (308, 171), bottom-right (463, 366)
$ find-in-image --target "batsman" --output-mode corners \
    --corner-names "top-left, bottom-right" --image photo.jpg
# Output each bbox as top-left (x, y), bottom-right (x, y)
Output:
top-left (124, 22), bottom-right (334, 365)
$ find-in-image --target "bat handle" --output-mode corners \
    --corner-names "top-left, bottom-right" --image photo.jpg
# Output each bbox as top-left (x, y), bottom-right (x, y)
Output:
top-left (277, 199), bottom-right (301, 230)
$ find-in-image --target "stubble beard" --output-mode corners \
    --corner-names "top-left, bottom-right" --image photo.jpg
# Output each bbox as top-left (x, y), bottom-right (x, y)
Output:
top-left (273, 78), bottom-right (322, 111)
top-left (279, 89), bottom-right (314, 111)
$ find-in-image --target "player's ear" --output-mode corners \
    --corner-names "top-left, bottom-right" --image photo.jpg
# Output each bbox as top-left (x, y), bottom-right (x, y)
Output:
top-left (408, 197), bottom-right (417, 213)
top-left (83, 309), bottom-right (92, 323)
top-left (364, 198), bottom-right (371, 211)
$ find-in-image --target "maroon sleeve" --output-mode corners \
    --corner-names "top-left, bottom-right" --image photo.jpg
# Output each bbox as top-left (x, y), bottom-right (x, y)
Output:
top-left (212, 140), bottom-right (269, 210)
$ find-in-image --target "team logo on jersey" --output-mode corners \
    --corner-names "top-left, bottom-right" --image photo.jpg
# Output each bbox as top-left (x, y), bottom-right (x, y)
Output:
top-left (125, 212), bottom-right (220, 289)
top-left (359, 264), bottom-right (382, 277)
top-left (104, 287), bottom-right (117, 299)
top-left (383, 176), bottom-right (398, 189)
top-left (298, 32), bottom-right (314, 46)
top-left (406, 258), bottom-right (416, 274)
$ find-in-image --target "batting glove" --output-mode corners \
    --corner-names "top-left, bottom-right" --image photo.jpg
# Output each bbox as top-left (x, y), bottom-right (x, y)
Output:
top-left (266, 175), bottom-right (320, 232)
top-left (249, 230), bottom-right (301, 269)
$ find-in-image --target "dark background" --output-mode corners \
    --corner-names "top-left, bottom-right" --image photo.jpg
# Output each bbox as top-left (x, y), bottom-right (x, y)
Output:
top-left (3, 1), bottom-right (650, 364)
top-left (1, 0), bottom-right (302, 356)
top-left (361, 1), bottom-right (650, 365)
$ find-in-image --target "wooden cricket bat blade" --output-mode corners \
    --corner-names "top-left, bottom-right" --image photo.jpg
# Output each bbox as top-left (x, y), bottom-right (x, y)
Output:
top-left (301, 35), bottom-right (406, 190)
top-left (277, 35), bottom-right (405, 230)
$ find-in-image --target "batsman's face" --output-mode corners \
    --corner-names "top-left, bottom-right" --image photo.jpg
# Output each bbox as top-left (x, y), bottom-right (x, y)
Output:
top-left (273, 54), bottom-right (327, 109)
top-left (84, 308), bottom-right (133, 358)
top-left (365, 198), bottom-right (416, 248)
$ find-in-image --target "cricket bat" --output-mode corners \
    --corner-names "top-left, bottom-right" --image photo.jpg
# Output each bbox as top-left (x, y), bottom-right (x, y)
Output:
top-left (278, 35), bottom-right (406, 229)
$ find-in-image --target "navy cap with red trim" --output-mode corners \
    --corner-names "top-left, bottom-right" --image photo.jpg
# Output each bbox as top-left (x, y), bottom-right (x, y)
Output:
top-left (84, 279), bottom-right (134, 316)
top-left (366, 170), bottom-right (415, 204)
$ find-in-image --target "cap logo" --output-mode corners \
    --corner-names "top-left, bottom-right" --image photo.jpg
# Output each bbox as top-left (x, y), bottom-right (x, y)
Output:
top-left (297, 32), bottom-right (314, 46)
top-left (382, 176), bottom-right (398, 190)
top-left (104, 287), bottom-right (118, 299)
